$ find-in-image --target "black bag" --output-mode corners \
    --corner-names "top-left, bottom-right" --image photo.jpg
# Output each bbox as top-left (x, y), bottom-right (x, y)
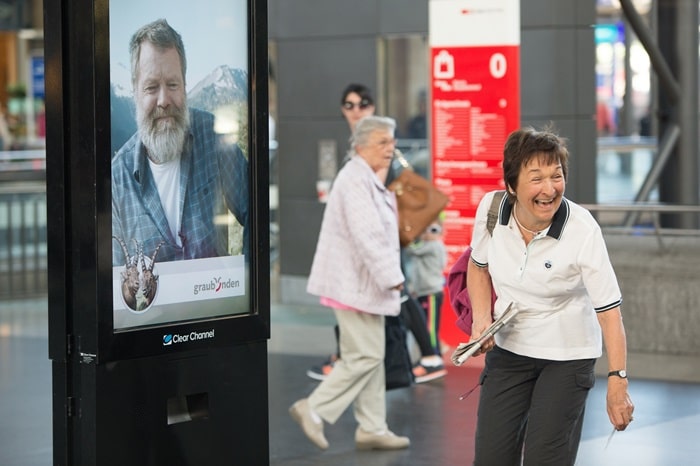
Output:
top-left (384, 314), bottom-right (414, 390)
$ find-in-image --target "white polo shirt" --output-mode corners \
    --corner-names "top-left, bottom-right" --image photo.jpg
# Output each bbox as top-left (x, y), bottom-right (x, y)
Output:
top-left (470, 191), bottom-right (623, 361)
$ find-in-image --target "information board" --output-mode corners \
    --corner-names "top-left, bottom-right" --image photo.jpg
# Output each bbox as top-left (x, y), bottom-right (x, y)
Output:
top-left (429, 0), bottom-right (520, 265)
top-left (429, 0), bottom-right (520, 346)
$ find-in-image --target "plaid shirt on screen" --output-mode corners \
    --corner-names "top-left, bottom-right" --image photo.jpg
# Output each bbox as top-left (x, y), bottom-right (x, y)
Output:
top-left (112, 108), bottom-right (249, 265)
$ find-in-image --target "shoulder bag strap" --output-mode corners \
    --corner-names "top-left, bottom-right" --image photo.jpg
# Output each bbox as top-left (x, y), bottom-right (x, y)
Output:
top-left (486, 191), bottom-right (506, 236)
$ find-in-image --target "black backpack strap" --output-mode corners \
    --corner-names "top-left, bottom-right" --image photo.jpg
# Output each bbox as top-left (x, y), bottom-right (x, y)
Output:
top-left (486, 191), bottom-right (506, 236)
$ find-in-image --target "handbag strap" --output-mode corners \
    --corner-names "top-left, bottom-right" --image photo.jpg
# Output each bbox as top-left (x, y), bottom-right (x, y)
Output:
top-left (393, 149), bottom-right (413, 171)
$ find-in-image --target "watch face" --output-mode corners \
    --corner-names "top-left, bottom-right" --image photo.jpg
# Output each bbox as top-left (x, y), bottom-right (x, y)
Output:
top-left (619, 370), bottom-right (627, 378)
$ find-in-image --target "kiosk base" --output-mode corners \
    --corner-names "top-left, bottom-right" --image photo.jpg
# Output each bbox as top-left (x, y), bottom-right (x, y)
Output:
top-left (54, 341), bottom-right (269, 466)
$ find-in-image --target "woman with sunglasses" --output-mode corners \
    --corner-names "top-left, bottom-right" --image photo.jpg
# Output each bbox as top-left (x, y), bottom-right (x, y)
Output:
top-left (340, 83), bottom-right (376, 133)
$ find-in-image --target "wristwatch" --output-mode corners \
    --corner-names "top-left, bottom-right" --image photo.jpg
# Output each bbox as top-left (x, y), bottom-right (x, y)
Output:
top-left (608, 370), bottom-right (627, 379)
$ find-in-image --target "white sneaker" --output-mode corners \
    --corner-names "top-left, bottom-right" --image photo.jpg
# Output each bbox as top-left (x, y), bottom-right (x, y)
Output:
top-left (289, 398), bottom-right (329, 450)
top-left (355, 427), bottom-right (410, 450)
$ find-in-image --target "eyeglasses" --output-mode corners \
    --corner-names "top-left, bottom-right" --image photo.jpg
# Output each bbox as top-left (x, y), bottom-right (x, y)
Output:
top-left (370, 138), bottom-right (397, 148)
top-left (342, 99), bottom-right (372, 110)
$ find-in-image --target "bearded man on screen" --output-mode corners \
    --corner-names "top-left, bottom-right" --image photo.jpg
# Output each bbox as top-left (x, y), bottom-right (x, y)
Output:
top-left (111, 18), bottom-right (248, 266)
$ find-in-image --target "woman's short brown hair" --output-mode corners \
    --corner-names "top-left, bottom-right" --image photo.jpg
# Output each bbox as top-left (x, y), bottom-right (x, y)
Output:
top-left (502, 126), bottom-right (569, 203)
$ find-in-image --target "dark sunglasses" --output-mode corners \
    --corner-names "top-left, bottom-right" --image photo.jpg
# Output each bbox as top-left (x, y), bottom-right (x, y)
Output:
top-left (342, 99), bottom-right (371, 110)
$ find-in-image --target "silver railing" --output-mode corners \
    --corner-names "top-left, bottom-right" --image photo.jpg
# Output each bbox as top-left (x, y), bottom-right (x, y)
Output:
top-left (0, 180), bottom-right (48, 298)
top-left (581, 202), bottom-right (700, 251)
top-left (0, 149), bottom-right (46, 182)
top-left (1, 147), bottom-right (48, 298)
top-left (593, 135), bottom-right (700, 250)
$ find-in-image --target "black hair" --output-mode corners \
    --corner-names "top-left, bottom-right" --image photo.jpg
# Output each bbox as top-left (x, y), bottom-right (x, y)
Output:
top-left (340, 83), bottom-right (374, 106)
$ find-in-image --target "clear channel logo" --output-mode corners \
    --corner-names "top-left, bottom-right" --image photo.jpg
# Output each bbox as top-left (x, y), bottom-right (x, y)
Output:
top-left (162, 329), bottom-right (215, 346)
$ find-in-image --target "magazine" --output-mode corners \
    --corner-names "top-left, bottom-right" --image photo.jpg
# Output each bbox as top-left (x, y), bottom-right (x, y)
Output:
top-left (451, 302), bottom-right (517, 366)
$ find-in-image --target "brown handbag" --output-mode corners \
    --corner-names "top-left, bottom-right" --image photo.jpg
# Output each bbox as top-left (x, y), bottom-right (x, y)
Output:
top-left (388, 150), bottom-right (450, 247)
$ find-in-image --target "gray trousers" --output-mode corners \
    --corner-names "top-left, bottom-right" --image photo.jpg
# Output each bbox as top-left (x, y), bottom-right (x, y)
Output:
top-left (309, 309), bottom-right (387, 433)
top-left (473, 346), bottom-right (596, 466)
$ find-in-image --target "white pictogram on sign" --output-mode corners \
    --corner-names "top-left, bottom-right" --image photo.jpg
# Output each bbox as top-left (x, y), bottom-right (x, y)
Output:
top-left (434, 50), bottom-right (455, 79)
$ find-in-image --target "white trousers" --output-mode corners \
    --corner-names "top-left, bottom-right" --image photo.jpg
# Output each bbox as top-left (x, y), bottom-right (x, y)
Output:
top-left (308, 309), bottom-right (387, 433)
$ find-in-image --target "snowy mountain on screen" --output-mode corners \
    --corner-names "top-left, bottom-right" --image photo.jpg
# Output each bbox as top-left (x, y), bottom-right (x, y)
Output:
top-left (187, 65), bottom-right (248, 111)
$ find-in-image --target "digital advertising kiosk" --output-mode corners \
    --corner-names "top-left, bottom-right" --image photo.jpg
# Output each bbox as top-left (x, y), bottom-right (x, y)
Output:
top-left (46, 0), bottom-right (270, 464)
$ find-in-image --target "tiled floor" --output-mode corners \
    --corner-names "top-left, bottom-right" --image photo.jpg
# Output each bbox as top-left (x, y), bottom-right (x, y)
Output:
top-left (2, 298), bottom-right (700, 465)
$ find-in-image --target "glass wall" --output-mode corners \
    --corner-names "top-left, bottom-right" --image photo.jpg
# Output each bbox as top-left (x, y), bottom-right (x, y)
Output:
top-left (596, 0), bottom-right (657, 204)
top-left (381, 35), bottom-right (430, 178)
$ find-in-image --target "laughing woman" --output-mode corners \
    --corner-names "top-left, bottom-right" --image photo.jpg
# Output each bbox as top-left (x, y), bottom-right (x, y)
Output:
top-left (466, 127), bottom-right (634, 466)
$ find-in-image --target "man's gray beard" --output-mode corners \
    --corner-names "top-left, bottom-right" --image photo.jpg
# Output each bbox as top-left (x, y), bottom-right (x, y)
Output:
top-left (138, 107), bottom-right (190, 164)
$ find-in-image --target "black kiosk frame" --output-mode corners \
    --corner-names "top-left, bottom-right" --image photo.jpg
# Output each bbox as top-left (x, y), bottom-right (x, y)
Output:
top-left (46, 0), bottom-right (269, 464)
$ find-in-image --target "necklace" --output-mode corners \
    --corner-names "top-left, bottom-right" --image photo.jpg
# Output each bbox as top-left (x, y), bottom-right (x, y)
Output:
top-left (513, 204), bottom-right (541, 236)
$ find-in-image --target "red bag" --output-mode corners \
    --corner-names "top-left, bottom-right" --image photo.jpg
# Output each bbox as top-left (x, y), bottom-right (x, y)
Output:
top-left (446, 191), bottom-right (504, 336)
top-left (446, 247), bottom-right (497, 336)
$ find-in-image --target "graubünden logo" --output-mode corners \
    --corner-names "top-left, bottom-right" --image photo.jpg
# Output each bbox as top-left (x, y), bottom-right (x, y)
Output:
top-left (193, 276), bottom-right (240, 295)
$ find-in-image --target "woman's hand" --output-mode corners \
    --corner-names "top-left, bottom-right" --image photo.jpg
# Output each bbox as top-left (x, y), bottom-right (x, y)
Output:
top-left (607, 378), bottom-right (635, 430)
top-left (597, 308), bottom-right (634, 430)
top-left (470, 314), bottom-right (495, 355)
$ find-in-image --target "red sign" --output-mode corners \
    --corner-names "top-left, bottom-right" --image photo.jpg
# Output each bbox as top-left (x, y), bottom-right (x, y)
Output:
top-left (429, 0), bottom-right (520, 346)
top-left (432, 45), bottom-right (520, 261)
